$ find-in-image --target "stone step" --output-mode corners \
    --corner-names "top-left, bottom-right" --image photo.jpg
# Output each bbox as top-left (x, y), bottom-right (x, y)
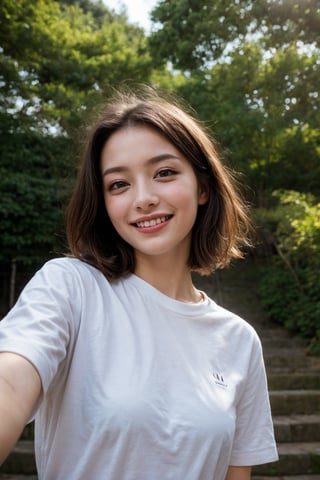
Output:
top-left (263, 350), bottom-right (312, 369)
top-left (4, 475), bottom-right (319, 480)
top-left (267, 366), bottom-right (320, 375)
top-left (268, 372), bottom-right (320, 390)
top-left (253, 476), bottom-right (320, 480)
top-left (0, 476), bottom-right (37, 479)
top-left (270, 390), bottom-right (320, 416)
top-left (261, 337), bottom-right (307, 349)
top-left (252, 442), bottom-right (320, 476)
top-left (253, 326), bottom-right (300, 339)
top-left (0, 442), bottom-right (36, 476)
top-left (274, 415), bottom-right (320, 442)
top-left (19, 424), bottom-right (34, 441)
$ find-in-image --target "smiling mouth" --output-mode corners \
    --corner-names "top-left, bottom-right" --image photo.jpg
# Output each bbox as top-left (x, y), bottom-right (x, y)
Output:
top-left (134, 215), bottom-right (172, 228)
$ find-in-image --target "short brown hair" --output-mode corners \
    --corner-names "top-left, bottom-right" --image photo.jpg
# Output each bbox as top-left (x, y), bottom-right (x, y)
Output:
top-left (66, 88), bottom-right (251, 279)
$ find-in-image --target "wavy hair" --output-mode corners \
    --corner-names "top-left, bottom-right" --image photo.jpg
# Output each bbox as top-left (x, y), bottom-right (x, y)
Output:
top-left (66, 88), bottom-right (251, 279)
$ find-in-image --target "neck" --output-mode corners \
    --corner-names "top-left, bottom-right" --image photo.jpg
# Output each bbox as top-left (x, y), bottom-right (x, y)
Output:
top-left (134, 254), bottom-right (201, 303)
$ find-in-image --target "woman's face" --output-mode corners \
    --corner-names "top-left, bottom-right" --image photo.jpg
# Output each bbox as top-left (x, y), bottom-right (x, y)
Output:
top-left (100, 125), bottom-right (208, 266)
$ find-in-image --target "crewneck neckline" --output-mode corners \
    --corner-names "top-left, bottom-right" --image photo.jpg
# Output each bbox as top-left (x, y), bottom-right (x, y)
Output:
top-left (124, 273), bottom-right (212, 316)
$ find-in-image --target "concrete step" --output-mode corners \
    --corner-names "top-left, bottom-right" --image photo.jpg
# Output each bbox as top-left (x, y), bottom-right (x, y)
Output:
top-left (252, 442), bottom-right (320, 476)
top-left (270, 390), bottom-right (320, 415)
top-left (2, 475), bottom-right (320, 480)
top-left (261, 337), bottom-right (307, 349)
top-left (263, 349), bottom-right (313, 369)
top-left (274, 415), bottom-right (320, 442)
top-left (19, 424), bottom-right (34, 441)
top-left (268, 372), bottom-right (320, 390)
top-left (254, 326), bottom-right (301, 339)
top-left (253, 476), bottom-right (320, 480)
top-left (0, 442), bottom-right (36, 476)
top-left (267, 366), bottom-right (320, 375)
top-left (0, 476), bottom-right (37, 479)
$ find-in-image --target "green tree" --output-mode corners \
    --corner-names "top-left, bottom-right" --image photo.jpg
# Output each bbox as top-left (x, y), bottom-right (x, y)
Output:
top-left (0, 0), bottom-right (154, 306)
top-left (0, 133), bottom-right (71, 267)
top-left (149, 0), bottom-right (320, 204)
top-left (257, 191), bottom-right (320, 353)
top-left (0, 0), bottom-right (152, 136)
top-left (149, 0), bottom-right (320, 70)
top-left (149, 0), bottom-right (253, 70)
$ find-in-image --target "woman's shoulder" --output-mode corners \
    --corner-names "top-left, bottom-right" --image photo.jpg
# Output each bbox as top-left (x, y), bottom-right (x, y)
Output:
top-left (42, 256), bottom-right (101, 276)
top-left (207, 298), bottom-right (261, 345)
top-left (32, 257), bottom-right (106, 292)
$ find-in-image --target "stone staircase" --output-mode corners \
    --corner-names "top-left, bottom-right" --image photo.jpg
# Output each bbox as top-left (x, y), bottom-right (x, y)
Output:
top-left (1, 260), bottom-right (320, 479)
top-left (252, 329), bottom-right (320, 479)
top-left (203, 261), bottom-right (320, 480)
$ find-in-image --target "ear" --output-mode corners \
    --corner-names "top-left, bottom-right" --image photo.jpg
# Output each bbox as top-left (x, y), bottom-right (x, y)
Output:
top-left (198, 182), bottom-right (209, 205)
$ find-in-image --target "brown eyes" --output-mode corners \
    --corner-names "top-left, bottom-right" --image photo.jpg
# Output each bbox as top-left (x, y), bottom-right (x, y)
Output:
top-left (108, 181), bottom-right (128, 191)
top-left (155, 168), bottom-right (177, 178)
top-left (106, 169), bottom-right (178, 192)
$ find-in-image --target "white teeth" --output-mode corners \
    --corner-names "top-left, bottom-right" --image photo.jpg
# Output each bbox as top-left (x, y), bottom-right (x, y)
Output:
top-left (136, 216), bottom-right (168, 228)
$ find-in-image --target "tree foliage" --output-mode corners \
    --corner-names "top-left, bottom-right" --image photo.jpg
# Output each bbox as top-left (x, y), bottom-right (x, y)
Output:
top-left (150, 0), bottom-right (320, 204)
top-left (0, 0), bottom-right (153, 291)
top-left (0, 132), bottom-right (71, 267)
top-left (0, 0), bottom-right (152, 136)
top-left (256, 191), bottom-right (320, 353)
top-left (150, 0), bottom-right (320, 70)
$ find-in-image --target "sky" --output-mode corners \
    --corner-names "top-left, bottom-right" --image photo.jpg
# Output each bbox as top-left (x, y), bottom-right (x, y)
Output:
top-left (103, 0), bottom-right (159, 32)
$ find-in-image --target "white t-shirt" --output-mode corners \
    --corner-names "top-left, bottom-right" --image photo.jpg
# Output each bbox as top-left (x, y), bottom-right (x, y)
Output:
top-left (0, 258), bottom-right (278, 479)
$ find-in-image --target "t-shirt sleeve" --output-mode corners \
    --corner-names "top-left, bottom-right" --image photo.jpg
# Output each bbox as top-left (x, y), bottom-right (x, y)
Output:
top-left (230, 333), bottom-right (279, 466)
top-left (0, 259), bottom-right (82, 396)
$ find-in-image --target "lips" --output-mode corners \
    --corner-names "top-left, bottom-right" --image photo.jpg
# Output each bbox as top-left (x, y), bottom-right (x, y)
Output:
top-left (134, 215), bottom-right (172, 228)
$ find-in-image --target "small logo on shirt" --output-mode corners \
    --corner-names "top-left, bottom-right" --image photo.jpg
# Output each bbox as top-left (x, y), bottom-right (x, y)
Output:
top-left (213, 372), bottom-right (228, 388)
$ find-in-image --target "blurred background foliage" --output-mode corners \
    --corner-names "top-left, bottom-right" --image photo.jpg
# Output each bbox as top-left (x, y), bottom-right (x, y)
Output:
top-left (0, 0), bottom-right (319, 351)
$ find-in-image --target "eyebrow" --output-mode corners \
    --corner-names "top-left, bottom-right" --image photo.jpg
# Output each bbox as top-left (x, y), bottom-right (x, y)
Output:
top-left (102, 153), bottom-right (180, 177)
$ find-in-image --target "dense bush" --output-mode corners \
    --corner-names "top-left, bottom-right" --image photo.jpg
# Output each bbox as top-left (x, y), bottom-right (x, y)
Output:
top-left (255, 190), bottom-right (320, 354)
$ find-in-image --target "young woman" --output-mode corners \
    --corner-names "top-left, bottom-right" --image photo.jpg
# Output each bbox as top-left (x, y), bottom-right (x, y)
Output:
top-left (0, 89), bottom-right (278, 479)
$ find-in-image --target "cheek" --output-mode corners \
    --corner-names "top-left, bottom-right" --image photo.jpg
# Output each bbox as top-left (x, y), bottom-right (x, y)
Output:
top-left (104, 196), bottom-right (125, 224)
top-left (104, 199), bottom-right (128, 239)
top-left (170, 180), bottom-right (199, 205)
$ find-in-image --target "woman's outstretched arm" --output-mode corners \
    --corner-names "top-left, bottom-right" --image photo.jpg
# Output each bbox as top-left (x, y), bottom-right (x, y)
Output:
top-left (225, 465), bottom-right (252, 480)
top-left (0, 352), bottom-right (41, 464)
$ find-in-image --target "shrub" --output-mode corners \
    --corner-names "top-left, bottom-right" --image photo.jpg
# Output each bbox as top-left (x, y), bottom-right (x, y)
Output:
top-left (255, 190), bottom-right (320, 355)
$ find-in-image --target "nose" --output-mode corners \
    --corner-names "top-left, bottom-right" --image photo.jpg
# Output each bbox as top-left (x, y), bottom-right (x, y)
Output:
top-left (133, 180), bottom-right (159, 211)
